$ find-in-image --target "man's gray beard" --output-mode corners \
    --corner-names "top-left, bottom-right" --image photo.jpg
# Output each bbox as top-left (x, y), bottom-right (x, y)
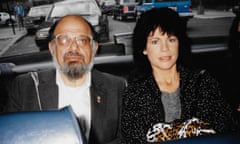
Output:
top-left (53, 57), bottom-right (94, 81)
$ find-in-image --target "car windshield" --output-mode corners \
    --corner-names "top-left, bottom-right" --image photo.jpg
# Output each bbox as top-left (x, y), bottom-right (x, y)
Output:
top-left (122, 0), bottom-right (136, 3)
top-left (27, 5), bottom-right (51, 17)
top-left (105, 1), bottom-right (115, 5)
top-left (48, 1), bottom-right (101, 20)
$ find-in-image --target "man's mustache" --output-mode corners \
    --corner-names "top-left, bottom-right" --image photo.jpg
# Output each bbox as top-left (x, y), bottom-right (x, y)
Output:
top-left (64, 51), bottom-right (84, 60)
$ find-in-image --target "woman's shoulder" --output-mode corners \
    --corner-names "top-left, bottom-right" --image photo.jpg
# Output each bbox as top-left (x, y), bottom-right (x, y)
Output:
top-left (180, 67), bottom-right (211, 79)
top-left (180, 66), bottom-right (220, 87)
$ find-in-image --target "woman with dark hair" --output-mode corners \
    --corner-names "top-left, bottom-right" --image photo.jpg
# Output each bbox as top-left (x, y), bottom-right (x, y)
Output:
top-left (120, 8), bottom-right (237, 143)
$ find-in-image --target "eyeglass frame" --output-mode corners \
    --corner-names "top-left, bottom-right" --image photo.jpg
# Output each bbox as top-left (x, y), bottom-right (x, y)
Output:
top-left (51, 33), bottom-right (94, 49)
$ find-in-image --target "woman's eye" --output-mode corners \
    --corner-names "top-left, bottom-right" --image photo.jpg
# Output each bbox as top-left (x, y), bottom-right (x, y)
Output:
top-left (169, 38), bottom-right (177, 43)
top-left (151, 40), bottom-right (159, 45)
top-left (169, 39), bottom-right (175, 42)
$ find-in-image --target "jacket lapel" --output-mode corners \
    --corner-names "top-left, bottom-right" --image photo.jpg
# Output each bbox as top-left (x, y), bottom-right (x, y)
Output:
top-left (38, 69), bottom-right (59, 110)
top-left (89, 70), bottom-right (107, 141)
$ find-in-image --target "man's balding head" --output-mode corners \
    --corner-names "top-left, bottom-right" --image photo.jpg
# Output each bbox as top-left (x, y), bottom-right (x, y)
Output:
top-left (48, 15), bottom-right (98, 42)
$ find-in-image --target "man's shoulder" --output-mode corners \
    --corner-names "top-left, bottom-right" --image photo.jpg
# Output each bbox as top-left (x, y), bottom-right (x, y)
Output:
top-left (36, 69), bottom-right (55, 76)
top-left (92, 69), bottom-right (127, 92)
top-left (92, 69), bottom-right (126, 83)
top-left (15, 69), bottom-right (55, 80)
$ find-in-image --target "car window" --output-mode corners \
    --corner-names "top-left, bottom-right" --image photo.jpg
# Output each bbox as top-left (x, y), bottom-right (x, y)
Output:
top-left (145, 0), bottom-right (152, 3)
top-left (28, 6), bottom-right (51, 17)
top-left (124, 0), bottom-right (136, 2)
top-left (105, 1), bottom-right (116, 5)
top-left (122, 0), bottom-right (136, 3)
top-left (47, 1), bottom-right (101, 20)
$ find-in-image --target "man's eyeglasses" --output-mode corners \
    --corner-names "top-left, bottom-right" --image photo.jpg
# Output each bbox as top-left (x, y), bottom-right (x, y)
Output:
top-left (53, 33), bottom-right (93, 48)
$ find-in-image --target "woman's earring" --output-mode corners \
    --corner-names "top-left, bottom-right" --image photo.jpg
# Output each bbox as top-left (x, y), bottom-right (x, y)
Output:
top-left (143, 50), bottom-right (147, 55)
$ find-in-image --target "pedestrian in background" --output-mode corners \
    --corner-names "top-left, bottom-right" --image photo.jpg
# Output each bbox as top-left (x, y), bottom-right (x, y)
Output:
top-left (14, 1), bottom-right (25, 30)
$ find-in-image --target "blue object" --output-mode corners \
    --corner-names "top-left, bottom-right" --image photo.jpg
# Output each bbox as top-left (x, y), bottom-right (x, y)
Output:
top-left (0, 106), bottom-right (86, 144)
top-left (136, 0), bottom-right (194, 19)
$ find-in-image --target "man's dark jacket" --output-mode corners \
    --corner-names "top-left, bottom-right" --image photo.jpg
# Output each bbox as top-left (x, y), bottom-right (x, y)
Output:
top-left (6, 68), bottom-right (126, 144)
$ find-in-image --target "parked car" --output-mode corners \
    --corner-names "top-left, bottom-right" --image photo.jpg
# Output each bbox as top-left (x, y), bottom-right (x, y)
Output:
top-left (112, 0), bottom-right (137, 21)
top-left (35, 0), bottom-right (109, 50)
top-left (135, 0), bottom-right (194, 21)
top-left (101, 0), bottom-right (116, 15)
top-left (232, 2), bottom-right (240, 16)
top-left (24, 4), bottom-right (52, 34)
top-left (0, 12), bottom-right (16, 26)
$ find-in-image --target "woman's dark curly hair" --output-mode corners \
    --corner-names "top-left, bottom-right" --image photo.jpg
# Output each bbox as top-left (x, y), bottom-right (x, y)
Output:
top-left (132, 8), bottom-right (192, 75)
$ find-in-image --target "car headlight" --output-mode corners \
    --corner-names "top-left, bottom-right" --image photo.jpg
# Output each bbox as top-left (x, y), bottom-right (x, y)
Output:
top-left (36, 30), bottom-right (49, 39)
top-left (25, 20), bottom-right (33, 24)
top-left (94, 25), bottom-right (101, 33)
top-left (36, 27), bottom-right (50, 37)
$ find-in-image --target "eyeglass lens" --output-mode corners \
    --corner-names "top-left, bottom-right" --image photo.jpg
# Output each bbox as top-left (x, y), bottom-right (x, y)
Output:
top-left (55, 33), bottom-right (92, 48)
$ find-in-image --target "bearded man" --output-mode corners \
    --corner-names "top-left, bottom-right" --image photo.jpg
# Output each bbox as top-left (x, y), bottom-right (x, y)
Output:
top-left (6, 15), bottom-right (126, 144)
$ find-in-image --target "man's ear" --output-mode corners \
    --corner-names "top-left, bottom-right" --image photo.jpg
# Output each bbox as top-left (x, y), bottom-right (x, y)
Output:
top-left (93, 41), bottom-right (99, 56)
top-left (48, 42), bottom-right (55, 56)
